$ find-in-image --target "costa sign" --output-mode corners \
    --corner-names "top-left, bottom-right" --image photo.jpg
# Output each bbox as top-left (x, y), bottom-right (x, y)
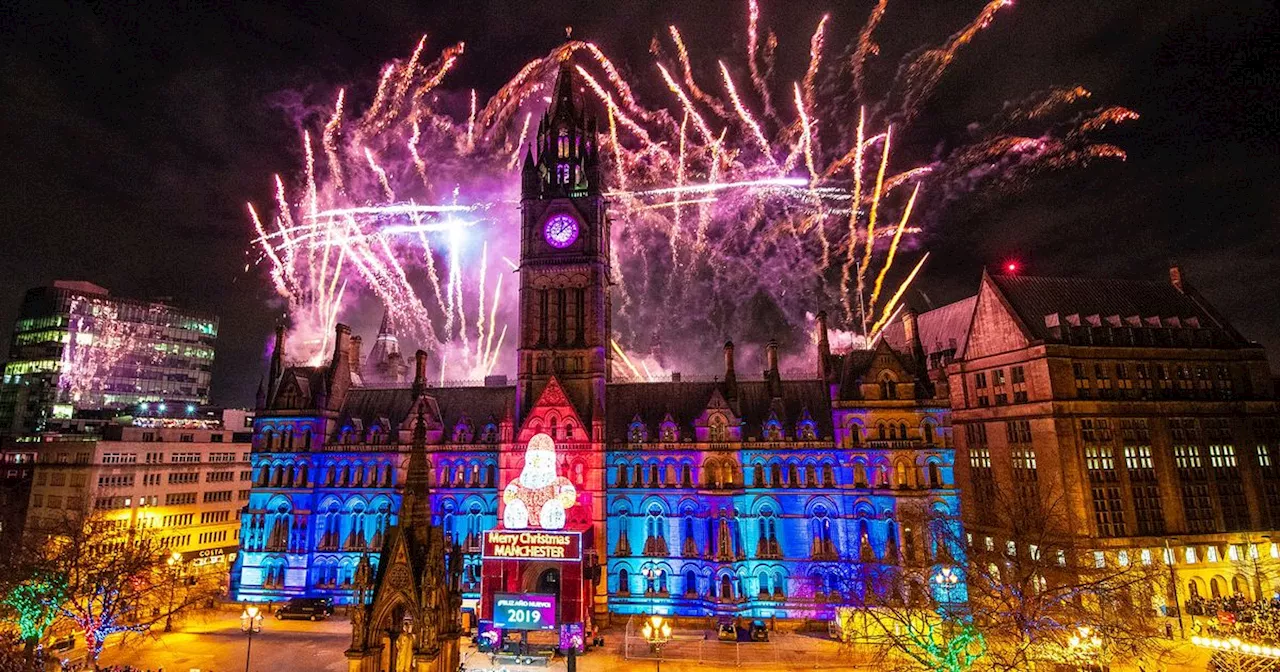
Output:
top-left (482, 530), bottom-right (581, 561)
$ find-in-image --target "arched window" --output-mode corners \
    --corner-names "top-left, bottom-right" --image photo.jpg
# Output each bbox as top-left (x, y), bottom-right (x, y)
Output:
top-left (880, 373), bottom-right (897, 399)
top-left (616, 464), bottom-right (629, 488)
top-left (618, 568), bottom-right (631, 595)
top-left (900, 422), bottom-right (909, 440)
top-left (549, 417), bottom-right (558, 438)
top-left (787, 463), bottom-right (799, 487)
top-left (764, 419), bottom-right (783, 441)
top-left (263, 429), bottom-right (275, 451)
top-left (684, 569), bottom-right (697, 596)
top-left (681, 514), bottom-right (697, 556)
top-left (482, 423), bottom-right (498, 443)
top-left (847, 422), bottom-right (862, 447)
top-left (770, 463), bottom-right (782, 487)
top-left (650, 463), bottom-right (661, 487)
top-left (628, 421), bottom-right (647, 443)
top-left (821, 463), bottom-right (835, 487)
top-left (558, 129), bottom-right (570, 158)
top-left (922, 422), bottom-right (935, 445)
top-left (928, 462), bottom-right (942, 488)
top-left (709, 415), bottom-right (728, 442)
top-left (877, 423), bottom-right (887, 440)
top-left (660, 421), bottom-right (678, 442)
top-left (644, 505), bottom-right (667, 557)
top-left (681, 463), bottom-right (692, 487)
top-left (753, 463), bottom-right (765, 487)
top-left (853, 462), bottom-right (867, 488)
top-left (634, 464), bottom-right (645, 487)
top-left (805, 464), bottom-right (817, 488)
top-left (720, 575), bottom-right (734, 600)
top-left (799, 420), bottom-right (817, 440)
top-left (757, 507), bottom-right (779, 558)
top-left (811, 505), bottom-right (835, 559)
top-left (564, 421), bottom-right (575, 440)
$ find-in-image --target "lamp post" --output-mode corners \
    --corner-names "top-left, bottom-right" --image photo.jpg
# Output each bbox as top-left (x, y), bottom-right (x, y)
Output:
top-left (1066, 625), bottom-right (1103, 672)
top-left (163, 551), bottom-right (182, 632)
top-left (640, 613), bottom-right (672, 672)
top-left (240, 605), bottom-right (263, 672)
top-left (1164, 537), bottom-right (1185, 639)
top-left (933, 566), bottom-right (959, 612)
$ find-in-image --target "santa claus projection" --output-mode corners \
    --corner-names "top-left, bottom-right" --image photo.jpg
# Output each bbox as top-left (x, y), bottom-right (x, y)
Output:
top-left (502, 432), bottom-right (577, 530)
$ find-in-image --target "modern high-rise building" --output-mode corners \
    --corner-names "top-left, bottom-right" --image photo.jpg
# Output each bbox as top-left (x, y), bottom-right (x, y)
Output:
top-left (0, 281), bottom-right (218, 434)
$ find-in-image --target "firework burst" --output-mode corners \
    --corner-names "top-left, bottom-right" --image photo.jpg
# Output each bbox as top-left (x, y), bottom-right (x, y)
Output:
top-left (248, 1), bottom-right (1134, 379)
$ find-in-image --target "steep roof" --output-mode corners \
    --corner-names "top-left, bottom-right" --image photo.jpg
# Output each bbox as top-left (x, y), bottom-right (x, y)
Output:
top-left (883, 296), bottom-right (977, 359)
top-left (605, 379), bottom-right (832, 442)
top-left (338, 385), bottom-right (515, 431)
top-left (988, 274), bottom-right (1249, 346)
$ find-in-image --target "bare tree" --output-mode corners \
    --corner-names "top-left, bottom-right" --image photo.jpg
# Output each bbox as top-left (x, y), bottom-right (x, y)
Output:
top-left (964, 486), bottom-right (1178, 671)
top-left (812, 486), bottom-right (1181, 671)
top-left (21, 509), bottom-right (222, 664)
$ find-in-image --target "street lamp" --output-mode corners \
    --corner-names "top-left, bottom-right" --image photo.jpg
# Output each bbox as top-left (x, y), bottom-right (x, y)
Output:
top-left (240, 605), bottom-right (263, 672)
top-left (933, 566), bottom-right (959, 608)
top-left (1067, 625), bottom-right (1103, 672)
top-left (640, 613), bottom-right (672, 672)
top-left (164, 551), bottom-right (183, 632)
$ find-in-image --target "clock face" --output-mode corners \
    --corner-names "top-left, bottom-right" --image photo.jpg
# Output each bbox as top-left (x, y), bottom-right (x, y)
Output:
top-left (543, 214), bottom-right (579, 248)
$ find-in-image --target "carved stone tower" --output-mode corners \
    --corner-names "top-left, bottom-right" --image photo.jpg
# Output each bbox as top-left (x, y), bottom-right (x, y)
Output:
top-left (516, 58), bottom-right (611, 434)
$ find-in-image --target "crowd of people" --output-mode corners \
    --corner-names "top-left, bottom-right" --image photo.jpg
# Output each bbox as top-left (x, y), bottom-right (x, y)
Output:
top-left (1187, 594), bottom-right (1280, 644)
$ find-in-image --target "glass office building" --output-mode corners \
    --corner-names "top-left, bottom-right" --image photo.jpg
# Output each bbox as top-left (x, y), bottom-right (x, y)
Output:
top-left (0, 281), bottom-right (217, 434)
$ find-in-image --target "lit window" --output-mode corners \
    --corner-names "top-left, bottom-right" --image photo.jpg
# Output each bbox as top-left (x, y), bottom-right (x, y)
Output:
top-left (1006, 540), bottom-right (1016, 557)
top-left (1117, 550), bottom-right (1129, 567)
top-left (1094, 551), bottom-right (1106, 568)
top-left (1141, 549), bottom-right (1152, 565)
top-left (1207, 546), bottom-right (1220, 563)
top-left (1184, 547), bottom-right (1197, 564)
top-left (984, 536), bottom-right (994, 552)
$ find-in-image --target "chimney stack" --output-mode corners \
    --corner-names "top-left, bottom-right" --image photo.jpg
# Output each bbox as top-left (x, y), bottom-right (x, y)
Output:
top-left (413, 350), bottom-right (428, 396)
top-left (765, 338), bottom-right (779, 374)
top-left (349, 335), bottom-right (363, 376)
top-left (332, 323), bottom-right (351, 366)
top-left (1169, 262), bottom-right (1185, 293)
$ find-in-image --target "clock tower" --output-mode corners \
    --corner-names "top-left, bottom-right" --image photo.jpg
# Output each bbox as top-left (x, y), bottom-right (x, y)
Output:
top-left (517, 58), bottom-right (612, 433)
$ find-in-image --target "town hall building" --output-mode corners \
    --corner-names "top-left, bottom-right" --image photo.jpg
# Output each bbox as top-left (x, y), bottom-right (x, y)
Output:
top-left (232, 61), bottom-right (963, 648)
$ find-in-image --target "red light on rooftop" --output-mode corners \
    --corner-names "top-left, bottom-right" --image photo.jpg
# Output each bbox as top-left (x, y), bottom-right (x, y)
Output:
top-left (1004, 261), bottom-right (1020, 275)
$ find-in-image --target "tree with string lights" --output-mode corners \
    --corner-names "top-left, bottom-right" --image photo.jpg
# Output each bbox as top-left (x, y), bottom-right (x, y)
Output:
top-left (13, 509), bottom-right (222, 665)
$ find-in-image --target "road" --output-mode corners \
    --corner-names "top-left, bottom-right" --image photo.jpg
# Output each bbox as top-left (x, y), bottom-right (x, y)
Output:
top-left (90, 610), bottom-right (351, 672)
top-left (73, 611), bottom-right (1217, 672)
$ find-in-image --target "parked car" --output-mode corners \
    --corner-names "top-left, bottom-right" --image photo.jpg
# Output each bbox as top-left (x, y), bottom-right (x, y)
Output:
top-left (716, 622), bottom-right (737, 641)
top-left (275, 597), bottom-right (334, 621)
top-left (748, 620), bottom-right (769, 642)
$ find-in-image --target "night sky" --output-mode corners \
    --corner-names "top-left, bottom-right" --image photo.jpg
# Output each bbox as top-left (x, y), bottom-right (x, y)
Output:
top-left (1, 1), bottom-right (1277, 407)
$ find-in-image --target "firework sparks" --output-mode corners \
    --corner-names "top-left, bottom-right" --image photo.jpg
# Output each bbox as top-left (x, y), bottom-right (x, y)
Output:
top-left (248, 1), bottom-right (1133, 377)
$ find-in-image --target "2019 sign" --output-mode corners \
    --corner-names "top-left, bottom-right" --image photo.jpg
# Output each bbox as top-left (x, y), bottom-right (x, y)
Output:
top-left (493, 593), bottom-right (557, 631)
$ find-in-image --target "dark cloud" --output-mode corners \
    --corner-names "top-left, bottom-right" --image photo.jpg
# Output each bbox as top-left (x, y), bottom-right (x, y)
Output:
top-left (0, 0), bottom-right (1276, 407)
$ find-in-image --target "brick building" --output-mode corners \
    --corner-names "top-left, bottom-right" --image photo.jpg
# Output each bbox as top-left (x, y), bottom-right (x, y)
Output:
top-left (937, 267), bottom-right (1279, 608)
top-left (22, 410), bottom-right (255, 576)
